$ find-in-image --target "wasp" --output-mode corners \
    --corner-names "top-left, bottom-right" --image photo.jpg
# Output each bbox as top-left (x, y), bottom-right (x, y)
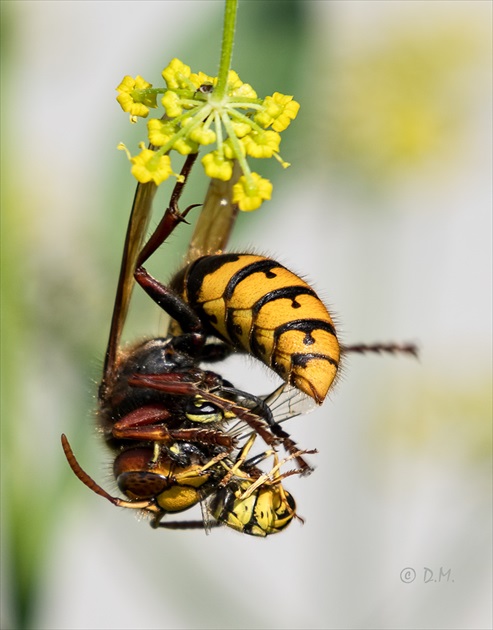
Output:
top-left (208, 432), bottom-right (306, 537)
top-left (62, 153), bottom-right (313, 534)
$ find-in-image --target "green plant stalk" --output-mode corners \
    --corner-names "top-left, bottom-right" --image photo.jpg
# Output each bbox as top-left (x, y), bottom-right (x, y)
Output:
top-left (182, 0), bottom-right (241, 263)
top-left (214, 0), bottom-right (238, 99)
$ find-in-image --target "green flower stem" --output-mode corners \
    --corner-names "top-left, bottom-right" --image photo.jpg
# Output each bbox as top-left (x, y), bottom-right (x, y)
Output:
top-left (214, 112), bottom-right (224, 154)
top-left (214, 0), bottom-right (238, 100)
top-left (220, 111), bottom-right (254, 190)
top-left (226, 108), bottom-right (265, 134)
top-left (133, 87), bottom-right (166, 99)
top-left (202, 113), bottom-right (215, 131)
top-left (225, 97), bottom-right (263, 106)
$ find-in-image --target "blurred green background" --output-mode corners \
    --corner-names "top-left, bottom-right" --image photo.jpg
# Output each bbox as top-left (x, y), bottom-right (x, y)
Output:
top-left (1, 1), bottom-right (491, 629)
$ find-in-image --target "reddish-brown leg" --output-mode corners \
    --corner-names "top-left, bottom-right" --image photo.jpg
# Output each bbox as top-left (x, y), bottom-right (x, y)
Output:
top-left (111, 404), bottom-right (236, 449)
top-left (136, 153), bottom-right (199, 269)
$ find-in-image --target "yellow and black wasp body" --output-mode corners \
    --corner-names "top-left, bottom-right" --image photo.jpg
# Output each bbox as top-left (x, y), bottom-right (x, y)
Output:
top-left (145, 432), bottom-right (306, 536)
top-left (171, 253), bottom-right (341, 404)
top-left (61, 151), bottom-right (416, 535)
top-left (209, 458), bottom-right (298, 537)
top-left (61, 155), bottom-right (311, 535)
top-left (210, 482), bottom-right (297, 537)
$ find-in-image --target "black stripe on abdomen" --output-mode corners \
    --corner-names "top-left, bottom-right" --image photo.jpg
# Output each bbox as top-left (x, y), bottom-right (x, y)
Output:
top-left (223, 259), bottom-right (282, 301)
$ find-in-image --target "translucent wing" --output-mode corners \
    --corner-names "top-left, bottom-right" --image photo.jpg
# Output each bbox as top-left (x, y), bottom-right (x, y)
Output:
top-left (263, 384), bottom-right (318, 425)
top-left (101, 181), bottom-right (157, 392)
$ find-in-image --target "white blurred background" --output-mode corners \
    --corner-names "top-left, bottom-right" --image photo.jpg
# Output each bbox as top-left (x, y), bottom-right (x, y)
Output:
top-left (1, 1), bottom-right (491, 629)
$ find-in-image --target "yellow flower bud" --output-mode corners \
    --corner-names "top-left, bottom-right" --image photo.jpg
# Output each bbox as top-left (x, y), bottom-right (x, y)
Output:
top-left (116, 75), bottom-right (155, 118)
top-left (202, 152), bottom-right (233, 181)
top-left (147, 119), bottom-right (176, 147)
top-left (223, 137), bottom-right (245, 160)
top-left (231, 122), bottom-right (252, 138)
top-left (161, 91), bottom-right (183, 117)
top-left (162, 58), bottom-right (192, 89)
top-left (130, 149), bottom-right (172, 185)
top-left (173, 137), bottom-right (199, 155)
top-left (188, 125), bottom-right (216, 146)
top-left (231, 82), bottom-right (257, 99)
top-left (242, 130), bottom-right (281, 158)
top-left (271, 99), bottom-right (300, 132)
top-left (226, 70), bottom-right (243, 91)
top-left (254, 93), bottom-right (300, 131)
top-left (233, 173), bottom-right (272, 211)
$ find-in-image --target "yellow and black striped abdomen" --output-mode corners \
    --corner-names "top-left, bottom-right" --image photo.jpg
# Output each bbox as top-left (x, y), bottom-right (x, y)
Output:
top-left (172, 254), bottom-right (340, 404)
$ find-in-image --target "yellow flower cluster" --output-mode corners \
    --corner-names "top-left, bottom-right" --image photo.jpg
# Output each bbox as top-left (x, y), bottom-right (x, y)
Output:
top-left (116, 58), bottom-right (299, 211)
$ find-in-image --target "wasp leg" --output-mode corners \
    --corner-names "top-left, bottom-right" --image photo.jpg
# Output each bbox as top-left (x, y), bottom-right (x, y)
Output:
top-left (116, 426), bottom-right (236, 449)
top-left (133, 154), bottom-right (208, 339)
top-left (127, 371), bottom-right (219, 395)
top-left (151, 519), bottom-right (223, 531)
top-left (111, 406), bottom-right (236, 449)
top-left (239, 447), bottom-right (318, 500)
top-left (216, 433), bottom-right (258, 488)
top-left (136, 153), bottom-right (199, 269)
top-left (221, 386), bottom-right (315, 475)
top-left (134, 266), bottom-right (205, 336)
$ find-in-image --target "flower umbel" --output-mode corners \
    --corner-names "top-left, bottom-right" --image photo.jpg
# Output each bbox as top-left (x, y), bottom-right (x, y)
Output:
top-left (116, 58), bottom-right (300, 210)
